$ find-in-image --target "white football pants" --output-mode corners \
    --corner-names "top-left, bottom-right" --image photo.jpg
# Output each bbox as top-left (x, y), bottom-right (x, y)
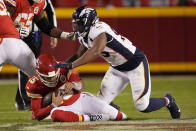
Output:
top-left (50, 92), bottom-right (126, 120)
top-left (98, 58), bottom-right (151, 111)
top-left (0, 38), bottom-right (36, 77)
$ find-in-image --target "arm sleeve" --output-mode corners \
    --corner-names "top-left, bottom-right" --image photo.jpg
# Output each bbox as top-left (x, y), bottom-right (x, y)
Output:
top-left (31, 98), bottom-right (54, 121)
top-left (4, 0), bottom-right (17, 7)
top-left (45, 0), bottom-right (57, 27)
top-left (89, 22), bottom-right (106, 40)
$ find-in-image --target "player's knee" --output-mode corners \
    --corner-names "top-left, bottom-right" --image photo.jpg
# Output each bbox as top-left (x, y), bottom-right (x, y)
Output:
top-left (134, 99), bottom-right (149, 112)
top-left (51, 110), bottom-right (79, 122)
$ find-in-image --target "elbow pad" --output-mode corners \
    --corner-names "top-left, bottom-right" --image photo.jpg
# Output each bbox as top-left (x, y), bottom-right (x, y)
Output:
top-left (36, 17), bottom-right (55, 36)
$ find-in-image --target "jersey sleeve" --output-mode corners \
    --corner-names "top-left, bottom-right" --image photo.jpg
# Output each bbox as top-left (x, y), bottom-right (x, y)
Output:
top-left (4, 0), bottom-right (17, 7)
top-left (25, 77), bottom-right (42, 98)
top-left (67, 70), bottom-right (81, 82)
top-left (89, 22), bottom-right (107, 40)
top-left (32, 0), bottom-right (46, 15)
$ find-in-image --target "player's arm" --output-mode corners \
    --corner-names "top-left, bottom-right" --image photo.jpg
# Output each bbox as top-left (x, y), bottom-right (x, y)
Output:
top-left (34, 11), bottom-right (73, 40)
top-left (25, 78), bottom-right (54, 121)
top-left (31, 97), bottom-right (54, 121)
top-left (4, 1), bottom-right (15, 17)
top-left (66, 44), bottom-right (88, 63)
top-left (72, 33), bottom-right (107, 68)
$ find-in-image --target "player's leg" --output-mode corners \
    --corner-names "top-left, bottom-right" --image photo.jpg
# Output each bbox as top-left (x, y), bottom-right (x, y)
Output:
top-left (15, 34), bottom-right (42, 110)
top-left (5, 38), bottom-right (36, 76)
top-left (0, 38), bottom-right (7, 71)
top-left (98, 66), bottom-right (129, 104)
top-left (80, 92), bottom-right (127, 121)
top-left (128, 56), bottom-right (167, 112)
top-left (15, 70), bottom-right (31, 110)
top-left (50, 102), bottom-right (92, 122)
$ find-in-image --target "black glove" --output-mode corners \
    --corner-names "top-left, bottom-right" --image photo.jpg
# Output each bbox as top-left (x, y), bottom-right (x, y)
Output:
top-left (54, 62), bottom-right (73, 69)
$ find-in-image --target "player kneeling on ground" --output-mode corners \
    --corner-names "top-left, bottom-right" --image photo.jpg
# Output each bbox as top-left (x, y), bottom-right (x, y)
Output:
top-left (25, 54), bottom-right (127, 122)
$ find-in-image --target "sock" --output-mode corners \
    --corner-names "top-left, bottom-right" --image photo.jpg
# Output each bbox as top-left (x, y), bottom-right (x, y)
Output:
top-left (142, 98), bottom-right (166, 113)
top-left (51, 110), bottom-right (84, 122)
top-left (115, 111), bottom-right (123, 120)
top-left (83, 115), bottom-right (90, 122)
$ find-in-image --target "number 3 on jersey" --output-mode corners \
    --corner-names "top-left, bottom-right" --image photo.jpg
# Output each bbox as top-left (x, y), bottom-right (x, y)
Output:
top-left (0, 1), bottom-right (9, 16)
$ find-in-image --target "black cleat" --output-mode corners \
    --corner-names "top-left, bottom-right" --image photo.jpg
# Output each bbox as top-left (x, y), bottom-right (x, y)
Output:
top-left (165, 94), bottom-right (181, 119)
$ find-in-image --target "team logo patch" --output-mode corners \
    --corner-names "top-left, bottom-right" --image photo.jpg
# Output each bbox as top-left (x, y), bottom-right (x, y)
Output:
top-left (60, 75), bottom-right (66, 83)
top-left (34, 7), bottom-right (39, 14)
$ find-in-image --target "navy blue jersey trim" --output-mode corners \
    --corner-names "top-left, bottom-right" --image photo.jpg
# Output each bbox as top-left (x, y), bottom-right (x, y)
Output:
top-left (106, 33), bottom-right (134, 60)
top-left (112, 48), bottom-right (145, 71)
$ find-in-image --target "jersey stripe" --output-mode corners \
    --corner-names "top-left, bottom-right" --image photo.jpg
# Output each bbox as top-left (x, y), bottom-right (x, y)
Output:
top-left (27, 92), bottom-right (42, 98)
top-left (136, 56), bottom-right (150, 101)
top-left (106, 33), bottom-right (134, 60)
top-left (5, 0), bottom-right (16, 7)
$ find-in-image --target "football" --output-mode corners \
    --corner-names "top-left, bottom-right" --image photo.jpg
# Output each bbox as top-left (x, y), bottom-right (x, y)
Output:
top-left (42, 92), bottom-right (52, 107)
top-left (42, 89), bottom-right (65, 107)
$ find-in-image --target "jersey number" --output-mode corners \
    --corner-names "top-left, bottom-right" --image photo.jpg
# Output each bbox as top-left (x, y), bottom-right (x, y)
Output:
top-left (14, 13), bottom-right (34, 28)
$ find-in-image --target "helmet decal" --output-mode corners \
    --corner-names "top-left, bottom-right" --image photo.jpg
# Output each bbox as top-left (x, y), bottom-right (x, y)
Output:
top-left (72, 5), bottom-right (98, 37)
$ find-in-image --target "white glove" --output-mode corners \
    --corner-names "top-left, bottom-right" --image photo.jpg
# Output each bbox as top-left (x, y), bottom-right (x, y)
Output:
top-left (19, 27), bottom-right (30, 39)
top-left (60, 32), bottom-right (78, 41)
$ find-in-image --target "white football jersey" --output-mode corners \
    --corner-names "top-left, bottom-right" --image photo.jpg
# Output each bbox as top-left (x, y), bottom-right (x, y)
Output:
top-left (78, 21), bottom-right (144, 71)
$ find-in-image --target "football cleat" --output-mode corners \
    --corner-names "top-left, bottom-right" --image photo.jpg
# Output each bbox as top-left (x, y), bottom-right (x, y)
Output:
top-left (165, 94), bottom-right (181, 119)
top-left (87, 114), bottom-right (109, 121)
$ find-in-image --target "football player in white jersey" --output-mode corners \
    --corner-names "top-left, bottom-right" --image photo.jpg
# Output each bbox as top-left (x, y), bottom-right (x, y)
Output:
top-left (55, 5), bottom-right (181, 119)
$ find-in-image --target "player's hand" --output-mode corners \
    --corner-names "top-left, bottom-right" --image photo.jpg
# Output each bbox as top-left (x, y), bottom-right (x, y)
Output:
top-left (60, 32), bottom-right (78, 41)
top-left (54, 62), bottom-right (73, 69)
top-left (68, 32), bottom-right (78, 41)
top-left (64, 82), bottom-right (75, 94)
top-left (50, 37), bottom-right (58, 49)
top-left (52, 90), bottom-right (63, 107)
top-left (19, 27), bottom-right (29, 39)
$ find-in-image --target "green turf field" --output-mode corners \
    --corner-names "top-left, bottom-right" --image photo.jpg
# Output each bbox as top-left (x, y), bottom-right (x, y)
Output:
top-left (0, 76), bottom-right (196, 130)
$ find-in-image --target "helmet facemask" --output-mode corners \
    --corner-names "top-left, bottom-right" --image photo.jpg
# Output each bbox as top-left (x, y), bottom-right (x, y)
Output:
top-left (36, 69), bottom-right (60, 88)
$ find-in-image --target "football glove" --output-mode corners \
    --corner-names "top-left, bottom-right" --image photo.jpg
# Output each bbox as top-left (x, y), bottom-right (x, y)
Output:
top-left (54, 62), bottom-right (73, 69)
top-left (18, 27), bottom-right (30, 39)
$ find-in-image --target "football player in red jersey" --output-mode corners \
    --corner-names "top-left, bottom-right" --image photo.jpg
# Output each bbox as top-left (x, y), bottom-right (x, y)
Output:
top-left (0, 0), bottom-right (36, 76)
top-left (4, 0), bottom-right (73, 40)
top-left (25, 54), bottom-right (127, 122)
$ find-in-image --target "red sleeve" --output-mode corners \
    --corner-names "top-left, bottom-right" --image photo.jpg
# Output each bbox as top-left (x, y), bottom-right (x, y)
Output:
top-left (31, 98), bottom-right (54, 121)
top-left (32, 0), bottom-right (45, 15)
top-left (68, 70), bottom-right (81, 82)
top-left (4, 0), bottom-right (17, 7)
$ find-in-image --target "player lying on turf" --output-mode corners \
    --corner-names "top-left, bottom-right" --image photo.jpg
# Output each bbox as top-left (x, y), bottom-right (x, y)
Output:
top-left (25, 54), bottom-right (127, 122)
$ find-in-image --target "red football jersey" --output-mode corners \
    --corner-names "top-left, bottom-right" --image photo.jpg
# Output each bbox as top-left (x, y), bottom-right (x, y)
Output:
top-left (0, 0), bottom-right (19, 38)
top-left (26, 68), bottom-right (81, 120)
top-left (5, 0), bottom-right (45, 30)
top-left (26, 68), bottom-right (81, 98)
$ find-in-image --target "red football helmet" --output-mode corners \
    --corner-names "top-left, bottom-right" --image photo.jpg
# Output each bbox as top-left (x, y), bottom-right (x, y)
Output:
top-left (36, 54), bottom-right (60, 87)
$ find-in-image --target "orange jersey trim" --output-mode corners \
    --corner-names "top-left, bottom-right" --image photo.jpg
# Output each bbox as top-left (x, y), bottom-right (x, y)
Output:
top-left (0, 38), bottom-right (2, 45)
